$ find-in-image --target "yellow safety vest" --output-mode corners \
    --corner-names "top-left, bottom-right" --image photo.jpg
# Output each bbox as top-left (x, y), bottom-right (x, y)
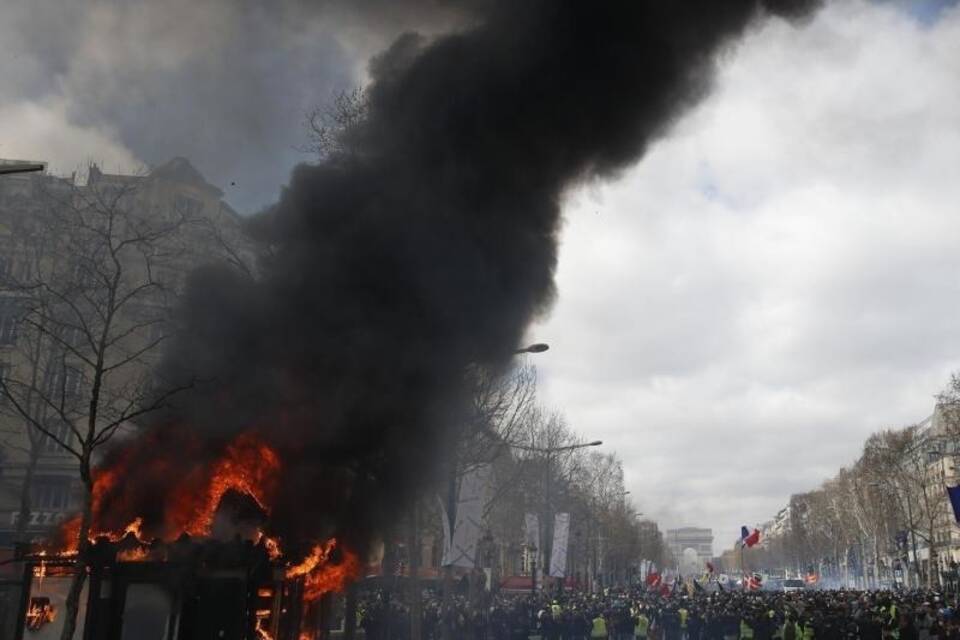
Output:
top-left (680, 608), bottom-right (689, 629)
top-left (636, 615), bottom-right (650, 638)
top-left (802, 623), bottom-right (814, 640)
top-left (592, 616), bottom-right (608, 638)
top-left (741, 620), bottom-right (755, 639)
top-left (781, 622), bottom-right (801, 640)
top-left (552, 604), bottom-right (562, 619)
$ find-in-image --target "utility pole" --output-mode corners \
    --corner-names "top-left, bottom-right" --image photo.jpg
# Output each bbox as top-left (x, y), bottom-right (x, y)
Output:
top-left (509, 439), bottom-right (602, 593)
top-left (409, 500), bottom-right (421, 640)
top-left (543, 452), bottom-right (552, 590)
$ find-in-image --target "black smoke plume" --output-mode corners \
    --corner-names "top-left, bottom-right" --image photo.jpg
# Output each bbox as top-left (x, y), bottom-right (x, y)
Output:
top-left (94, 0), bottom-right (821, 558)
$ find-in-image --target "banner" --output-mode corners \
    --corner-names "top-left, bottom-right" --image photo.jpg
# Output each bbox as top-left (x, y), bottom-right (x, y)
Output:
top-left (524, 513), bottom-right (540, 548)
top-left (549, 513), bottom-right (570, 577)
top-left (947, 485), bottom-right (960, 524)
top-left (441, 464), bottom-right (492, 567)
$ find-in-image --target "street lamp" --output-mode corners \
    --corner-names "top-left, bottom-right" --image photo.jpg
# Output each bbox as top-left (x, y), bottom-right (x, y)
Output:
top-left (514, 343), bottom-right (549, 354)
top-left (0, 163), bottom-right (45, 176)
top-left (509, 439), bottom-right (603, 593)
top-left (439, 340), bottom-right (550, 640)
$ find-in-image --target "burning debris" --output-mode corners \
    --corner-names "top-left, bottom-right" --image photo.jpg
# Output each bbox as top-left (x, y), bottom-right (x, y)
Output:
top-left (47, 428), bottom-right (358, 607)
top-left (25, 596), bottom-right (56, 630)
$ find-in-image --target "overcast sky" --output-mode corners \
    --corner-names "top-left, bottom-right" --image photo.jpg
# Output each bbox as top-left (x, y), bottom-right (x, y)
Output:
top-left (3, 0), bottom-right (960, 555)
top-left (534, 0), bottom-right (960, 552)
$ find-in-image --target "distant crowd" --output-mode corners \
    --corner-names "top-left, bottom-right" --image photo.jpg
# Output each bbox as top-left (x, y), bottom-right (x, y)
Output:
top-left (356, 585), bottom-right (960, 640)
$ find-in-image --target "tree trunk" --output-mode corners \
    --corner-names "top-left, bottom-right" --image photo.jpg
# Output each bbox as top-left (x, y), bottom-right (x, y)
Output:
top-left (60, 462), bottom-right (92, 640)
top-left (440, 468), bottom-right (456, 640)
top-left (929, 522), bottom-right (939, 589)
top-left (14, 446), bottom-right (41, 543)
top-left (873, 538), bottom-right (881, 588)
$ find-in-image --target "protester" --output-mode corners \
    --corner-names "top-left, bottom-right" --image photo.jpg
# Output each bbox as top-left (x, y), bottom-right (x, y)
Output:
top-left (352, 581), bottom-right (960, 640)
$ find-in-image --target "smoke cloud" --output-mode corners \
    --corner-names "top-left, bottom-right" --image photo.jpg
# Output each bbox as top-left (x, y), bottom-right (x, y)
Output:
top-left (95, 0), bottom-right (822, 557)
top-left (0, 0), bottom-right (475, 211)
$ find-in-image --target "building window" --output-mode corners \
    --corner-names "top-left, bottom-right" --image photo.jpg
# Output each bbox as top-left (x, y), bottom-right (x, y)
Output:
top-left (0, 254), bottom-right (11, 283)
top-left (0, 360), bottom-right (11, 406)
top-left (0, 297), bottom-right (21, 345)
top-left (40, 419), bottom-right (73, 454)
top-left (174, 194), bottom-right (204, 217)
top-left (31, 476), bottom-right (72, 510)
top-left (70, 261), bottom-right (97, 290)
top-left (59, 324), bottom-right (83, 349)
top-left (42, 365), bottom-right (81, 400)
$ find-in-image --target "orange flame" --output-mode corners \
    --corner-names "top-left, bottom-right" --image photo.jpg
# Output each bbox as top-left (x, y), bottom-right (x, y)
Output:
top-left (25, 599), bottom-right (56, 630)
top-left (255, 613), bottom-right (275, 640)
top-left (49, 430), bottom-right (362, 604)
top-left (256, 530), bottom-right (283, 560)
top-left (286, 539), bottom-right (362, 602)
top-left (58, 433), bottom-right (281, 552)
top-left (286, 540), bottom-right (337, 578)
top-left (165, 433), bottom-right (281, 537)
top-left (117, 547), bottom-right (150, 562)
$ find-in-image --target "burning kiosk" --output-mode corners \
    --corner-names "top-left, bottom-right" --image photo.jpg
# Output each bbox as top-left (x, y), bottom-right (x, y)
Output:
top-left (12, 431), bottom-right (361, 639)
top-left (12, 532), bottom-right (354, 639)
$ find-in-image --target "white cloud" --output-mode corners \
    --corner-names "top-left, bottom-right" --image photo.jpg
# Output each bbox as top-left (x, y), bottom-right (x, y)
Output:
top-left (0, 99), bottom-right (138, 173)
top-left (535, 0), bottom-right (960, 552)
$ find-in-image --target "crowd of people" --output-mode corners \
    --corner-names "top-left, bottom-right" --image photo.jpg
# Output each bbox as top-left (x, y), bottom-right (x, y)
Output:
top-left (356, 585), bottom-right (960, 640)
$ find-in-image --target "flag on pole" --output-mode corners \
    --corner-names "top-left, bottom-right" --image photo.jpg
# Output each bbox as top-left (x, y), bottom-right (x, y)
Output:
top-left (706, 561), bottom-right (716, 574)
top-left (441, 464), bottom-right (491, 567)
top-left (645, 571), bottom-right (662, 588)
top-left (549, 513), bottom-right (570, 578)
top-left (739, 527), bottom-right (760, 548)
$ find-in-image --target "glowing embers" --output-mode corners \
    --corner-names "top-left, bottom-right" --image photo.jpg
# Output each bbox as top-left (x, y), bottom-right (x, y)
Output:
top-left (25, 596), bottom-right (56, 631)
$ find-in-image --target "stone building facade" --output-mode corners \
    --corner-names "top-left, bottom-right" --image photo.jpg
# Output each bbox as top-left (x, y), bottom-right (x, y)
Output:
top-left (0, 158), bottom-right (252, 548)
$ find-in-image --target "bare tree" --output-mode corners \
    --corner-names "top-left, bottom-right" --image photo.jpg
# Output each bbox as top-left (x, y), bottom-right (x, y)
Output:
top-left (0, 169), bottom-right (204, 640)
top-left (301, 88), bottom-right (370, 160)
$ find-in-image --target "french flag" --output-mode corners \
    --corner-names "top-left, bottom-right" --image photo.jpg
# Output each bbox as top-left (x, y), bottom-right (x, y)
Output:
top-left (739, 526), bottom-right (760, 548)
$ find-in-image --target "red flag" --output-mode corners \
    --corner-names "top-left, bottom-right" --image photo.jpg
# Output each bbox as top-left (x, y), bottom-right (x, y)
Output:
top-left (645, 572), bottom-right (662, 588)
top-left (706, 561), bottom-right (716, 574)
top-left (659, 582), bottom-right (671, 597)
top-left (744, 528), bottom-right (760, 548)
